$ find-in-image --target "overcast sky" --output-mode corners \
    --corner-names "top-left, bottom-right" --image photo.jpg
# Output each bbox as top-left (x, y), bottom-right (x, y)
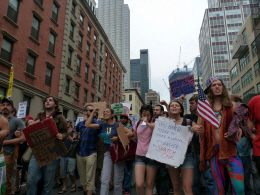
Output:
top-left (123, 0), bottom-right (208, 102)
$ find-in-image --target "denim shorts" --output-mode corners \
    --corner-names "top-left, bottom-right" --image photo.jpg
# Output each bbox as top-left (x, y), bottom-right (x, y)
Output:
top-left (167, 152), bottom-right (194, 170)
top-left (135, 155), bottom-right (160, 168)
top-left (60, 156), bottom-right (76, 178)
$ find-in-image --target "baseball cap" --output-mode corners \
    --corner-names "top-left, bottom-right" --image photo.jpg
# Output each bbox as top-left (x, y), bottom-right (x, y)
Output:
top-left (25, 115), bottom-right (35, 120)
top-left (66, 118), bottom-right (72, 123)
top-left (120, 114), bottom-right (129, 119)
top-left (1, 98), bottom-right (13, 107)
top-left (204, 77), bottom-right (223, 94)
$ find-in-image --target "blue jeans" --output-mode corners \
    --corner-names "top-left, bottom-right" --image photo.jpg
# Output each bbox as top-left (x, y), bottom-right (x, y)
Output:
top-left (123, 160), bottom-right (134, 192)
top-left (27, 155), bottom-right (58, 195)
top-left (239, 155), bottom-right (252, 195)
top-left (193, 153), bottom-right (214, 195)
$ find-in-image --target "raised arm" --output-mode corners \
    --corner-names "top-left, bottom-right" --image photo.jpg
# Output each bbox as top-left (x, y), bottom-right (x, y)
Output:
top-left (85, 108), bottom-right (101, 129)
top-left (160, 100), bottom-right (169, 112)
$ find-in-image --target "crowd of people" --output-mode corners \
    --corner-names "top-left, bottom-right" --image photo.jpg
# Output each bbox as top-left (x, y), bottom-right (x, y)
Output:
top-left (0, 76), bottom-right (260, 195)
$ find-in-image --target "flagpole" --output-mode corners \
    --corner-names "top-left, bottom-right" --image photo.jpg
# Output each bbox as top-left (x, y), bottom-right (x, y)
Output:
top-left (197, 76), bottom-right (203, 125)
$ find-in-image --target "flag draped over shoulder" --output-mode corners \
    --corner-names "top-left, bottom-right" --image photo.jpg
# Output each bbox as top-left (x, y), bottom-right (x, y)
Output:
top-left (197, 83), bottom-right (219, 129)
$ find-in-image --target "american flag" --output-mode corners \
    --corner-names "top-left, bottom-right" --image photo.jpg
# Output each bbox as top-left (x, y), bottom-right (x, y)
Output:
top-left (197, 82), bottom-right (220, 129)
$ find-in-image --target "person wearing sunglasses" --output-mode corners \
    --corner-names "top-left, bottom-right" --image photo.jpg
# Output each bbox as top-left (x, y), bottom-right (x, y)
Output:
top-left (75, 104), bottom-right (101, 195)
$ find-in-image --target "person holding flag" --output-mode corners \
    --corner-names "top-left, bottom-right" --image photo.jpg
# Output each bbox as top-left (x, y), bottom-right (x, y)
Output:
top-left (197, 77), bottom-right (245, 195)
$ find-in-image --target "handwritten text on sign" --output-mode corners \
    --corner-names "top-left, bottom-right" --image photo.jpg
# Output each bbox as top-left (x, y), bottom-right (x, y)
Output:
top-left (17, 101), bottom-right (27, 119)
top-left (146, 117), bottom-right (193, 167)
top-left (170, 74), bottom-right (196, 99)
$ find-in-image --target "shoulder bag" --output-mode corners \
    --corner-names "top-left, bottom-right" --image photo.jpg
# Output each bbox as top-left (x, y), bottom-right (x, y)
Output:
top-left (68, 128), bottom-right (88, 158)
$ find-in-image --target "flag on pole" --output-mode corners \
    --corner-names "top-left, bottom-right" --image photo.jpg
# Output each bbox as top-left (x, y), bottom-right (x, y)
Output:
top-left (197, 82), bottom-right (220, 129)
top-left (7, 67), bottom-right (14, 98)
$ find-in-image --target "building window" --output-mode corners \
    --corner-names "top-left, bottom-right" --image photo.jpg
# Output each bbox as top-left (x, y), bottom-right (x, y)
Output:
top-left (0, 87), bottom-right (7, 97)
top-left (52, 3), bottom-right (58, 22)
top-left (110, 58), bottom-right (112, 65)
top-left (23, 95), bottom-right (31, 116)
top-left (112, 91), bottom-right (114, 103)
top-left (84, 90), bottom-right (87, 103)
top-left (94, 34), bottom-right (97, 45)
top-left (241, 69), bottom-right (253, 88)
top-left (113, 63), bottom-right (115, 70)
top-left (242, 29), bottom-right (247, 44)
top-left (7, 0), bottom-right (19, 23)
top-left (119, 83), bottom-right (120, 92)
top-left (243, 87), bottom-right (255, 98)
top-left (231, 81), bottom-right (240, 94)
top-left (109, 71), bottom-right (111, 82)
top-left (92, 71), bottom-right (95, 86)
top-left (87, 42), bottom-right (90, 57)
top-left (116, 79), bottom-right (118, 90)
top-left (45, 67), bottom-right (52, 86)
top-left (78, 34), bottom-right (83, 48)
top-left (36, 0), bottom-right (43, 5)
top-left (63, 109), bottom-right (68, 118)
top-left (31, 16), bottom-right (40, 40)
top-left (129, 94), bottom-right (132, 101)
top-left (91, 94), bottom-right (95, 102)
top-left (72, 2), bottom-right (76, 13)
top-left (230, 64), bottom-right (238, 81)
top-left (88, 24), bottom-right (91, 36)
top-left (75, 84), bottom-right (79, 99)
top-left (99, 58), bottom-right (102, 70)
top-left (80, 14), bottom-right (84, 26)
top-left (239, 49), bottom-right (250, 71)
top-left (85, 65), bottom-right (89, 80)
top-left (93, 50), bottom-right (96, 64)
top-left (73, 113), bottom-right (78, 125)
top-left (70, 23), bottom-right (74, 38)
top-left (65, 78), bottom-right (70, 93)
top-left (68, 48), bottom-right (72, 66)
top-left (255, 61), bottom-right (260, 77)
top-left (26, 54), bottom-right (36, 75)
top-left (48, 33), bottom-right (56, 54)
top-left (251, 35), bottom-right (260, 57)
top-left (113, 76), bottom-right (115, 86)
top-left (109, 87), bottom-right (111, 97)
top-left (77, 58), bottom-right (81, 74)
top-left (98, 76), bottom-right (101, 91)
top-left (105, 66), bottom-right (107, 77)
top-left (106, 51), bottom-right (108, 59)
top-left (100, 41), bottom-right (103, 52)
top-left (0, 37), bottom-right (13, 63)
top-left (104, 83), bottom-right (107, 96)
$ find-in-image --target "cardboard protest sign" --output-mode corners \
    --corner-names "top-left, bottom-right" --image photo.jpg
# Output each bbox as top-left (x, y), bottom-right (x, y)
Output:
top-left (111, 103), bottom-right (124, 119)
top-left (23, 118), bottom-right (67, 167)
top-left (17, 101), bottom-right (27, 119)
top-left (146, 117), bottom-right (193, 167)
top-left (129, 115), bottom-right (139, 126)
top-left (75, 117), bottom-right (83, 126)
top-left (87, 102), bottom-right (107, 118)
top-left (170, 74), bottom-right (196, 99)
top-left (117, 123), bottom-right (130, 153)
top-left (121, 103), bottom-right (131, 116)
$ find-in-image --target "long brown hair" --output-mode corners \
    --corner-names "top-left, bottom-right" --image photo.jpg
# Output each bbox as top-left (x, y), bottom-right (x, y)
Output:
top-left (207, 81), bottom-right (232, 107)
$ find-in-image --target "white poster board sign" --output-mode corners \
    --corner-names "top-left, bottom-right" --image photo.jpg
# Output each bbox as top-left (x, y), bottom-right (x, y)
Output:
top-left (146, 117), bottom-right (193, 168)
top-left (129, 115), bottom-right (139, 127)
top-left (75, 117), bottom-right (84, 126)
top-left (121, 103), bottom-right (131, 116)
top-left (17, 101), bottom-right (27, 119)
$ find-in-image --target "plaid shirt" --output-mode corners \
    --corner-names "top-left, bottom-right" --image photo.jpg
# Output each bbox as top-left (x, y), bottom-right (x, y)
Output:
top-left (76, 119), bottom-right (101, 157)
top-left (227, 102), bottom-right (251, 138)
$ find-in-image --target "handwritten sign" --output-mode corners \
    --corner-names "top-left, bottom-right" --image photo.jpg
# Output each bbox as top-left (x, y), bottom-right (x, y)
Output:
top-left (121, 103), bottom-right (131, 116)
top-left (87, 102), bottom-right (107, 118)
top-left (170, 74), bottom-right (196, 99)
top-left (146, 117), bottom-right (193, 167)
top-left (17, 101), bottom-right (27, 119)
top-left (23, 118), bottom-right (67, 167)
top-left (129, 115), bottom-right (139, 127)
top-left (117, 123), bottom-right (130, 152)
top-left (111, 103), bottom-right (124, 119)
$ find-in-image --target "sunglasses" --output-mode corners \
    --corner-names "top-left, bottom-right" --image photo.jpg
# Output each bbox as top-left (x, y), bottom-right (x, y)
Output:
top-left (86, 109), bottom-right (94, 112)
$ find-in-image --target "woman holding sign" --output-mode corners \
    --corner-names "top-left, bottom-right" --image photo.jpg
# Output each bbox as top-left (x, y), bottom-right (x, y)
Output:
top-left (85, 107), bottom-right (133, 195)
top-left (131, 104), bottom-right (159, 195)
top-left (166, 100), bottom-right (202, 195)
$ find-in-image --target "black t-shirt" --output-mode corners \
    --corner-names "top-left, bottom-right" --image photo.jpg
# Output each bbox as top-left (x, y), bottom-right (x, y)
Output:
top-left (185, 114), bottom-right (200, 154)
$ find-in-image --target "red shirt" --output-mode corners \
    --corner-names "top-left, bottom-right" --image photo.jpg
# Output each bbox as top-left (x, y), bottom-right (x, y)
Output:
top-left (248, 95), bottom-right (260, 156)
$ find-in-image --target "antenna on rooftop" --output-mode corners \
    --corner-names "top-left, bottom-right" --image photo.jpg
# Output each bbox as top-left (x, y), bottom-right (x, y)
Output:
top-left (177, 46), bottom-right (181, 70)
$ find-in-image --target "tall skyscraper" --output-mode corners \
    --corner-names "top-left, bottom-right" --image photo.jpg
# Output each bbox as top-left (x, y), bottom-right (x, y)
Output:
top-left (97, 0), bottom-right (130, 89)
top-left (130, 49), bottom-right (150, 101)
top-left (199, 0), bottom-right (259, 89)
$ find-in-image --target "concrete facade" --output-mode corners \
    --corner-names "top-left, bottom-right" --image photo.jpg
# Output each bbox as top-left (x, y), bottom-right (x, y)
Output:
top-left (124, 89), bottom-right (144, 117)
top-left (0, 0), bottom-right (126, 123)
top-left (97, 0), bottom-right (130, 89)
top-left (228, 15), bottom-right (260, 99)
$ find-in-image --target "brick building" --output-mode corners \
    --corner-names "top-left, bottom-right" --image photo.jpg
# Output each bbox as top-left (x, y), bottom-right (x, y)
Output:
top-left (0, 0), bottom-right (126, 122)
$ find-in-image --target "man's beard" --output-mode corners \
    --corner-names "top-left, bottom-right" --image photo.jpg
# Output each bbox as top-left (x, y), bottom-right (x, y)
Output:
top-left (2, 109), bottom-right (10, 116)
